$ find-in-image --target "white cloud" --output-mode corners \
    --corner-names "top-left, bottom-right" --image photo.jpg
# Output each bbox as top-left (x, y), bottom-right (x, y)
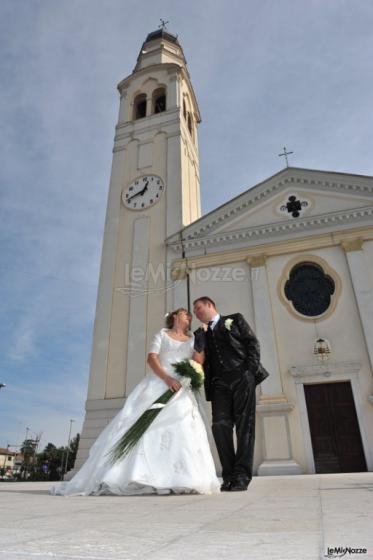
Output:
top-left (8, 325), bottom-right (37, 363)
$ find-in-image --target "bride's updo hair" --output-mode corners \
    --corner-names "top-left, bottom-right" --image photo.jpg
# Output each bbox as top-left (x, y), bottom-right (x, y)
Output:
top-left (165, 308), bottom-right (192, 332)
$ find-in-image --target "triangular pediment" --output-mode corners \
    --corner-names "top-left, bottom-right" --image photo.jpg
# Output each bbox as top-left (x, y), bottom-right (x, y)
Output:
top-left (213, 185), bottom-right (373, 234)
top-left (167, 167), bottom-right (373, 251)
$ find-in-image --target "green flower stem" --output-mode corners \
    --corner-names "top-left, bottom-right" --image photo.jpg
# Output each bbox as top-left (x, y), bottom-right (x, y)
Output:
top-left (108, 388), bottom-right (174, 464)
top-left (108, 359), bottom-right (204, 466)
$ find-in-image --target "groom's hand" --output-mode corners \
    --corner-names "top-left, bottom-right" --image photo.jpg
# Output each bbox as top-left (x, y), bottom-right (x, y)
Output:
top-left (194, 325), bottom-right (207, 353)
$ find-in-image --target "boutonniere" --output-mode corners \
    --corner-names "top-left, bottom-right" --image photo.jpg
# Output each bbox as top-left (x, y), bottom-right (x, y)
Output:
top-left (224, 318), bottom-right (234, 331)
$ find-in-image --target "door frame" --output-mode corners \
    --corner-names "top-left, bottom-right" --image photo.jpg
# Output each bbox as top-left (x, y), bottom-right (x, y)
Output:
top-left (289, 361), bottom-right (372, 473)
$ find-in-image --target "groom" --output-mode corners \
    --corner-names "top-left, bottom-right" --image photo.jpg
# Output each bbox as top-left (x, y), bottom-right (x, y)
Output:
top-left (193, 296), bottom-right (269, 492)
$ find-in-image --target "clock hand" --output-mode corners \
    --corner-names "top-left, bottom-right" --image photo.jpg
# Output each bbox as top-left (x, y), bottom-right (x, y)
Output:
top-left (127, 181), bottom-right (149, 202)
top-left (127, 190), bottom-right (142, 202)
top-left (139, 181), bottom-right (149, 195)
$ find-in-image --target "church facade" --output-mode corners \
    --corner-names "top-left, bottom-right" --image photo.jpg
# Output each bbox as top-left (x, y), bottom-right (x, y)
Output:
top-left (73, 30), bottom-right (373, 477)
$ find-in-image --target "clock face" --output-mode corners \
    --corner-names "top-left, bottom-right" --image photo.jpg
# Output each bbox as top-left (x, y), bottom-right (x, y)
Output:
top-left (122, 175), bottom-right (165, 210)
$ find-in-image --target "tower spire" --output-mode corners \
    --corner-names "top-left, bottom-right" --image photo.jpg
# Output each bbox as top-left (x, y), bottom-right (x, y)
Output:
top-left (132, 27), bottom-right (183, 73)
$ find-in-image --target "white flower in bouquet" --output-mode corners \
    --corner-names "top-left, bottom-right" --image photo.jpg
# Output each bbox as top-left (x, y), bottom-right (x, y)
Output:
top-left (172, 358), bottom-right (205, 389)
top-left (188, 359), bottom-right (204, 379)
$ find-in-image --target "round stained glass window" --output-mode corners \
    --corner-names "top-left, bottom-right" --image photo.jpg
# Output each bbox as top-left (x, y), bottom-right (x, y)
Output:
top-left (284, 262), bottom-right (335, 317)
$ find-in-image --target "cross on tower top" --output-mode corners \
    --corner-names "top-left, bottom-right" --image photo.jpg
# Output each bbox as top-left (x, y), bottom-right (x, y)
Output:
top-left (158, 18), bottom-right (170, 31)
top-left (278, 146), bottom-right (294, 167)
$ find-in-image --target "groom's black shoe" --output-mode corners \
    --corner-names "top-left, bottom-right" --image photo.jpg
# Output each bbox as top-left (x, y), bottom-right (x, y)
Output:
top-left (220, 480), bottom-right (232, 492)
top-left (230, 478), bottom-right (250, 492)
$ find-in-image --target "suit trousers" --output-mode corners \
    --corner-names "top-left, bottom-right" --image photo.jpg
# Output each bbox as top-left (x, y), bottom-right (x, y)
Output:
top-left (211, 369), bottom-right (256, 483)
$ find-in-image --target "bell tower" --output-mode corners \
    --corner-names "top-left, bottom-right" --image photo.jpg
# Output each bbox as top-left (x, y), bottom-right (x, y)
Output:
top-left (73, 29), bottom-right (201, 471)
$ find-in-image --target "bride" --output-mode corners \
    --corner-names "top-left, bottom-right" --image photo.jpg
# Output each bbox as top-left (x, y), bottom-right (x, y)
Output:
top-left (51, 308), bottom-right (220, 496)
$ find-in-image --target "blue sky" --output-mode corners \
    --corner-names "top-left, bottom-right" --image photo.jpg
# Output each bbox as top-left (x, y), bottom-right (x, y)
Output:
top-left (1, 0), bottom-right (373, 449)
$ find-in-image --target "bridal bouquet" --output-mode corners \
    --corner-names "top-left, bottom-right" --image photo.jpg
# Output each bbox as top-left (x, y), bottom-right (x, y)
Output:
top-left (172, 358), bottom-right (204, 389)
top-left (108, 359), bottom-right (204, 464)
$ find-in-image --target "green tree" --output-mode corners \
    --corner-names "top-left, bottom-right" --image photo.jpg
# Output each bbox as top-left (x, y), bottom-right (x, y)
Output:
top-left (14, 435), bottom-right (81, 481)
top-left (67, 433), bottom-right (80, 471)
top-left (33, 434), bottom-right (80, 481)
top-left (36, 442), bottom-right (65, 481)
top-left (20, 439), bottom-right (38, 479)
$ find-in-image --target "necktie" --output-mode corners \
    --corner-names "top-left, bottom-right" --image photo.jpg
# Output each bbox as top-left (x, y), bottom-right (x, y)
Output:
top-left (208, 320), bottom-right (214, 330)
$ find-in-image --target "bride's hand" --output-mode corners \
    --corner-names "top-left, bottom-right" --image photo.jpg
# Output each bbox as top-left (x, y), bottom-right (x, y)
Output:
top-left (166, 376), bottom-right (182, 392)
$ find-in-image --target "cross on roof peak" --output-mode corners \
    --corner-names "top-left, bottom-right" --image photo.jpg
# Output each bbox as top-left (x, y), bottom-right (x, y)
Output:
top-left (278, 146), bottom-right (294, 167)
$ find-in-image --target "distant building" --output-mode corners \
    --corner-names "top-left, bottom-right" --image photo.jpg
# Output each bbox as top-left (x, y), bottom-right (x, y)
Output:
top-left (0, 448), bottom-right (17, 475)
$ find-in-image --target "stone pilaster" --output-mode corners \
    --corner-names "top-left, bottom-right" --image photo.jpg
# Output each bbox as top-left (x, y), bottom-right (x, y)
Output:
top-left (248, 255), bottom-right (302, 475)
top-left (342, 239), bottom-right (373, 373)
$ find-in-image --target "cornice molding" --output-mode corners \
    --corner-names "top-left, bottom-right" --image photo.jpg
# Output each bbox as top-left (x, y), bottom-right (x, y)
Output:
top-left (118, 62), bottom-right (180, 91)
top-left (85, 397), bottom-right (126, 411)
top-left (341, 238), bottom-right (364, 252)
top-left (256, 394), bottom-right (294, 413)
top-left (170, 226), bottom-right (373, 275)
top-left (116, 107), bottom-right (180, 131)
top-left (167, 171), bottom-right (373, 245)
top-left (113, 124), bottom-right (182, 154)
top-left (249, 255), bottom-right (267, 267)
top-left (256, 402), bottom-right (295, 413)
top-left (115, 109), bottom-right (180, 136)
top-left (289, 361), bottom-right (362, 379)
top-left (168, 206), bottom-right (373, 252)
top-left (112, 115), bottom-right (200, 165)
top-left (134, 47), bottom-right (185, 73)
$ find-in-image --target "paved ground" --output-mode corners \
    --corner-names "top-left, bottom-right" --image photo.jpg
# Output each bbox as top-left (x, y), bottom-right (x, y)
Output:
top-left (0, 473), bottom-right (372, 560)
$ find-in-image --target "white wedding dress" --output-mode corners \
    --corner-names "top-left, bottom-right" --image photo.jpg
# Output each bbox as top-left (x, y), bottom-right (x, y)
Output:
top-left (51, 329), bottom-right (220, 496)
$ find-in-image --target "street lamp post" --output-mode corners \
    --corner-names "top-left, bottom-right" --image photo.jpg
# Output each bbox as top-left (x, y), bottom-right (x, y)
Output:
top-left (22, 427), bottom-right (30, 479)
top-left (63, 419), bottom-right (75, 479)
top-left (0, 383), bottom-right (6, 390)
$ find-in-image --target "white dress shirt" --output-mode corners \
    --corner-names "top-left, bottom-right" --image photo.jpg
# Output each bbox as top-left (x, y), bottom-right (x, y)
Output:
top-left (209, 314), bottom-right (221, 330)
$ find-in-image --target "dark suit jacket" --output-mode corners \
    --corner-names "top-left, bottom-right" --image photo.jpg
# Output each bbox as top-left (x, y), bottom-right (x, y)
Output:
top-left (194, 313), bottom-right (270, 401)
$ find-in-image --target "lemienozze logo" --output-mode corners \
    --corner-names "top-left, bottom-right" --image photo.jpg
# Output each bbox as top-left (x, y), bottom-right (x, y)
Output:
top-left (325, 547), bottom-right (367, 558)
